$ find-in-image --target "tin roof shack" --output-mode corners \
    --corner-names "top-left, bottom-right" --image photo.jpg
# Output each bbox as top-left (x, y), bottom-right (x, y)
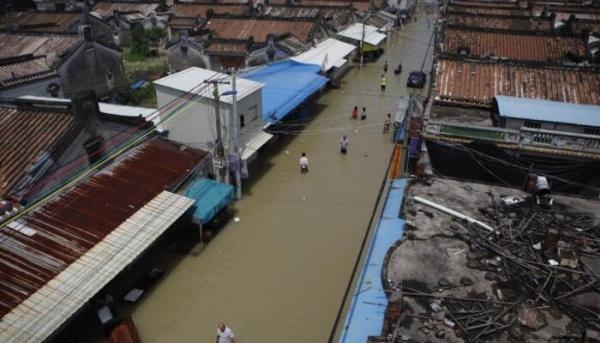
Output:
top-left (0, 55), bottom-right (61, 98)
top-left (91, 1), bottom-right (168, 47)
top-left (167, 15), bottom-right (318, 71)
top-left (0, 137), bottom-right (205, 343)
top-left (0, 10), bottom-right (114, 45)
top-left (153, 67), bottom-right (271, 161)
top-left (379, 177), bottom-right (600, 342)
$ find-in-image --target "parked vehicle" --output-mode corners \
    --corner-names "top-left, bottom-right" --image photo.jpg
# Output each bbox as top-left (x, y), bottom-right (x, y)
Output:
top-left (407, 71), bottom-right (426, 88)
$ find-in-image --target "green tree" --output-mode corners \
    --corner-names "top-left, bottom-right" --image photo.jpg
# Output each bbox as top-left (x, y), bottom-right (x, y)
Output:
top-left (130, 25), bottom-right (149, 57)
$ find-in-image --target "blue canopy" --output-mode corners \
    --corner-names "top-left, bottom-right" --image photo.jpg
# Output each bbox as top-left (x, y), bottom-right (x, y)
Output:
top-left (242, 60), bottom-right (329, 123)
top-left (184, 178), bottom-right (234, 224)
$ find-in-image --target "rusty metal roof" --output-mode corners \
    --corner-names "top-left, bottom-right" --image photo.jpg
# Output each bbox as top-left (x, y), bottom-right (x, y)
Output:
top-left (443, 27), bottom-right (587, 61)
top-left (0, 137), bottom-right (205, 321)
top-left (1, 11), bottom-right (82, 33)
top-left (0, 101), bottom-right (80, 200)
top-left (0, 55), bottom-right (57, 89)
top-left (0, 33), bottom-right (78, 67)
top-left (91, 1), bottom-right (160, 17)
top-left (447, 4), bottom-right (528, 15)
top-left (447, 13), bottom-right (553, 31)
top-left (172, 3), bottom-right (247, 17)
top-left (205, 17), bottom-right (316, 43)
top-left (434, 57), bottom-right (600, 107)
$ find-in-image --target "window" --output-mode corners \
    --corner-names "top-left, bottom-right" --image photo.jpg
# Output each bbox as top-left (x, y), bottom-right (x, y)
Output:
top-left (524, 121), bottom-right (541, 129)
top-left (106, 71), bottom-right (113, 81)
top-left (583, 127), bottom-right (600, 136)
top-left (239, 114), bottom-right (245, 128)
top-left (248, 105), bottom-right (258, 121)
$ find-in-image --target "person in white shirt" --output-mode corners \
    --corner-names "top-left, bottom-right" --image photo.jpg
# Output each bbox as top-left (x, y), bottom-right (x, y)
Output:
top-left (216, 322), bottom-right (236, 343)
top-left (340, 135), bottom-right (349, 154)
top-left (299, 152), bottom-right (309, 174)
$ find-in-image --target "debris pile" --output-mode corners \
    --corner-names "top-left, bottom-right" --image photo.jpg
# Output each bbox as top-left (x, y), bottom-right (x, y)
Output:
top-left (394, 194), bottom-right (600, 342)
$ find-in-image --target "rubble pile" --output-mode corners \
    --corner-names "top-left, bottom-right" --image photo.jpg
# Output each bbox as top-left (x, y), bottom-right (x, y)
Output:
top-left (395, 195), bottom-right (600, 342)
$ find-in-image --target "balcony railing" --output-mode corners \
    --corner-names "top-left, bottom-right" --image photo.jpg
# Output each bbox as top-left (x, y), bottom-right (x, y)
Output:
top-left (425, 121), bottom-right (600, 155)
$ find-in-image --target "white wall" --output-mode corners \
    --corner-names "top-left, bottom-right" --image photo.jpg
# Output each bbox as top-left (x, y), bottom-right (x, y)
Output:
top-left (155, 84), bottom-right (263, 150)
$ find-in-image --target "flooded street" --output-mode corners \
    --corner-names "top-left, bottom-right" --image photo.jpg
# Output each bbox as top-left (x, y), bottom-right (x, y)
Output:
top-left (135, 12), bottom-right (434, 343)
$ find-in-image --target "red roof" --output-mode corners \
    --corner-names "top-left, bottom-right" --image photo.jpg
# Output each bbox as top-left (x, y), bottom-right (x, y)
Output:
top-left (205, 17), bottom-right (316, 43)
top-left (172, 3), bottom-right (247, 17)
top-left (447, 13), bottom-right (553, 31)
top-left (434, 58), bottom-right (600, 107)
top-left (0, 138), bottom-right (205, 317)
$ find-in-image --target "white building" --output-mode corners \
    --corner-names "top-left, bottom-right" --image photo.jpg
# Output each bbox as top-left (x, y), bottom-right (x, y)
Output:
top-left (153, 67), bottom-right (269, 160)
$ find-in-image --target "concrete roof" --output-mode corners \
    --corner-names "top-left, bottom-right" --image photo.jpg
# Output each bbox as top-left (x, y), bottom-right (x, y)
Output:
top-left (153, 67), bottom-right (264, 104)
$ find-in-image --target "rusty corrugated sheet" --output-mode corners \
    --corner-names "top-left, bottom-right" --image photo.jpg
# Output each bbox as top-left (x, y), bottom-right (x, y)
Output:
top-left (0, 138), bottom-right (206, 317)
top-left (205, 17), bottom-right (316, 43)
top-left (0, 33), bottom-right (78, 67)
top-left (434, 58), bottom-right (600, 107)
top-left (0, 56), bottom-right (56, 88)
top-left (443, 27), bottom-right (587, 61)
top-left (0, 104), bottom-right (78, 199)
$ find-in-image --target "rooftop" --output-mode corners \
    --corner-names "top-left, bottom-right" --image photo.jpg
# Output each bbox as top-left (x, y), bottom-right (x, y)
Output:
top-left (0, 55), bottom-right (57, 89)
top-left (494, 95), bottom-right (600, 127)
top-left (204, 16), bottom-right (317, 44)
top-left (0, 137), bottom-right (204, 342)
top-left (447, 13), bottom-right (554, 32)
top-left (153, 67), bottom-right (264, 103)
top-left (0, 11), bottom-right (82, 33)
top-left (0, 100), bottom-right (80, 200)
top-left (434, 57), bottom-right (600, 107)
top-left (91, 1), bottom-right (161, 17)
top-left (0, 33), bottom-right (79, 67)
top-left (171, 3), bottom-right (247, 17)
top-left (442, 27), bottom-right (587, 61)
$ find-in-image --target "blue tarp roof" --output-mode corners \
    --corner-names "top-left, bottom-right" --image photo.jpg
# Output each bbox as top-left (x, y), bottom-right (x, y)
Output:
top-left (241, 60), bottom-right (329, 123)
top-left (495, 96), bottom-right (600, 127)
top-left (184, 178), bottom-right (235, 224)
top-left (340, 179), bottom-right (408, 343)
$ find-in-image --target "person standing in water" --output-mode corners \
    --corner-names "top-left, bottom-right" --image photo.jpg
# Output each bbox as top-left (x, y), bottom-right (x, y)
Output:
top-left (361, 107), bottom-right (367, 120)
top-left (383, 113), bottom-right (392, 133)
top-left (299, 152), bottom-right (309, 174)
top-left (340, 135), bottom-right (349, 154)
top-left (351, 105), bottom-right (358, 119)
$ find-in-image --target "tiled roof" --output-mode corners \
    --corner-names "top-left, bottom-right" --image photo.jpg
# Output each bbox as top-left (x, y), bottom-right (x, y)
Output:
top-left (278, 35), bottom-right (311, 54)
top-left (434, 57), bottom-right (600, 107)
top-left (447, 13), bottom-right (553, 31)
top-left (540, 6), bottom-right (600, 20)
top-left (0, 137), bottom-right (205, 319)
top-left (443, 27), bottom-right (587, 61)
top-left (1, 11), bottom-right (81, 32)
top-left (91, 1), bottom-right (160, 17)
top-left (205, 17), bottom-right (316, 43)
top-left (447, 4), bottom-right (528, 15)
top-left (169, 16), bottom-right (198, 28)
top-left (0, 55), bottom-right (56, 89)
top-left (448, 0), bottom-right (518, 7)
top-left (569, 19), bottom-right (600, 34)
top-left (171, 3), bottom-right (247, 17)
top-left (206, 40), bottom-right (249, 55)
top-left (0, 102), bottom-right (80, 199)
top-left (266, 0), bottom-right (381, 10)
top-left (0, 33), bottom-right (78, 67)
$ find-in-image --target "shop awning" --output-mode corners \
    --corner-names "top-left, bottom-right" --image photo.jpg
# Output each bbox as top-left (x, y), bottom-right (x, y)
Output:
top-left (336, 23), bottom-right (387, 46)
top-left (242, 131), bottom-right (273, 161)
top-left (291, 38), bottom-right (356, 72)
top-left (184, 178), bottom-right (235, 224)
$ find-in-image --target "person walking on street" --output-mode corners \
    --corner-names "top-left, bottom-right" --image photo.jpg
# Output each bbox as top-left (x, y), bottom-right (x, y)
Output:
top-left (300, 152), bottom-right (309, 174)
top-left (383, 60), bottom-right (388, 73)
top-left (216, 322), bottom-right (236, 343)
top-left (351, 105), bottom-right (358, 119)
top-left (360, 107), bottom-right (367, 120)
top-left (340, 135), bottom-right (349, 154)
top-left (380, 74), bottom-right (387, 92)
top-left (383, 113), bottom-right (392, 133)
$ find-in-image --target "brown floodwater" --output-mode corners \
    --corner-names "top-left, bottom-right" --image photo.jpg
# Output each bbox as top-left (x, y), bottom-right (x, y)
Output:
top-left (134, 12), bottom-right (434, 343)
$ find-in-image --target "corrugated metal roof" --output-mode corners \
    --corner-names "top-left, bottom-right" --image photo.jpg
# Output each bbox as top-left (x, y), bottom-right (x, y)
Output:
top-left (91, 1), bottom-right (160, 17)
top-left (171, 3), bottom-right (247, 17)
top-left (153, 67), bottom-right (264, 104)
top-left (447, 13), bottom-right (553, 31)
top-left (0, 33), bottom-right (78, 67)
top-left (495, 95), bottom-right (600, 127)
top-left (1, 11), bottom-right (81, 32)
top-left (0, 102), bottom-right (80, 199)
top-left (0, 138), bottom-right (205, 341)
top-left (337, 23), bottom-right (387, 45)
top-left (291, 38), bottom-right (356, 71)
top-left (434, 58), bottom-right (600, 107)
top-left (443, 27), bottom-right (587, 61)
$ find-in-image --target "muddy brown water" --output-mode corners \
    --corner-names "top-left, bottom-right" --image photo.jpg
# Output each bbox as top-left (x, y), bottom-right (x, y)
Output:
top-left (134, 14), bottom-right (434, 343)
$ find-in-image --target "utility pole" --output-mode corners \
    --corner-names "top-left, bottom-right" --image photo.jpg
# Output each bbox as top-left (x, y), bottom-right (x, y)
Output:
top-left (231, 69), bottom-right (242, 199)
top-left (204, 80), bottom-right (226, 182)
